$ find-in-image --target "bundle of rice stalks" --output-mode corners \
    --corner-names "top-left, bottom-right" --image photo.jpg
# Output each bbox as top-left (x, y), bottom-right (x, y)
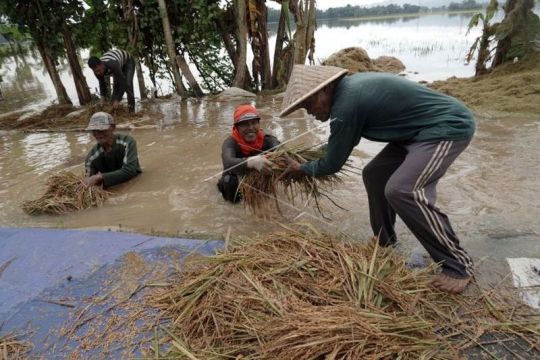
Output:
top-left (238, 146), bottom-right (358, 215)
top-left (0, 332), bottom-right (31, 360)
top-left (22, 172), bottom-right (110, 215)
top-left (145, 229), bottom-right (539, 359)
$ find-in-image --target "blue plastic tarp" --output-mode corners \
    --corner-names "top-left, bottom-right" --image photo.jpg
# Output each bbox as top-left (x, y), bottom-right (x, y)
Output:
top-left (0, 227), bottom-right (222, 357)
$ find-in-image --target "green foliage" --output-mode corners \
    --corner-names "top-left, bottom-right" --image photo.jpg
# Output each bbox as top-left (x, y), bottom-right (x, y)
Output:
top-left (504, 9), bottom-right (540, 58)
top-left (495, 0), bottom-right (540, 60)
top-left (135, 0), bottom-right (233, 93)
top-left (465, 0), bottom-right (499, 66)
top-left (0, 0), bottom-right (238, 95)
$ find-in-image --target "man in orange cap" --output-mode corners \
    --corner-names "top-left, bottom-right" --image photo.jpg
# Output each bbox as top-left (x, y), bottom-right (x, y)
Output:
top-left (218, 104), bottom-right (280, 203)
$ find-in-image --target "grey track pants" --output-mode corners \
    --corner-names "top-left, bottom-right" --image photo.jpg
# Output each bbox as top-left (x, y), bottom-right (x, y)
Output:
top-left (362, 139), bottom-right (474, 278)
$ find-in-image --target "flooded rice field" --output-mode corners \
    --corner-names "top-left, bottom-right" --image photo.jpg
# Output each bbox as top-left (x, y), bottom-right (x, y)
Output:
top-left (1, 97), bottom-right (539, 262)
top-left (1, 11), bottom-right (539, 264)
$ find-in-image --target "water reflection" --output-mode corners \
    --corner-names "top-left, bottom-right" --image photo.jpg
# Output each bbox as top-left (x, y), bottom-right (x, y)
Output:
top-left (21, 133), bottom-right (72, 175)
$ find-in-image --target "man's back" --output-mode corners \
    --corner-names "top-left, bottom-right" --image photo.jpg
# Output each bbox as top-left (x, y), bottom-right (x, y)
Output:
top-left (331, 73), bottom-right (475, 143)
top-left (100, 49), bottom-right (131, 69)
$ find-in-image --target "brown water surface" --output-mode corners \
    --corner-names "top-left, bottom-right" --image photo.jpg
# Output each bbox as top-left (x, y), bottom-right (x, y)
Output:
top-left (1, 97), bottom-right (539, 260)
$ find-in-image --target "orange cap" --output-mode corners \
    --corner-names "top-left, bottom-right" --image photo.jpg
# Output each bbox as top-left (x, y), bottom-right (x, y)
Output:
top-left (233, 104), bottom-right (260, 125)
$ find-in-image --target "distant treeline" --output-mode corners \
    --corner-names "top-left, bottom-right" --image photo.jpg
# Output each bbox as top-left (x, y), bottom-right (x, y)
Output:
top-left (268, 0), bottom-right (485, 22)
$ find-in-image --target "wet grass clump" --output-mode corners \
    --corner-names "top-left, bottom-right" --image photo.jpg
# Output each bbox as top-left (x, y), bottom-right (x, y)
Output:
top-left (430, 52), bottom-right (540, 114)
top-left (0, 103), bottom-right (159, 132)
top-left (22, 171), bottom-right (110, 215)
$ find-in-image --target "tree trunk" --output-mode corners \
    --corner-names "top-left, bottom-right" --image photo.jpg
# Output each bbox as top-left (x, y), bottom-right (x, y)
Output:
top-left (292, 1), bottom-right (307, 64)
top-left (157, 0), bottom-right (187, 97)
top-left (305, 0), bottom-right (316, 65)
top-left (233, 0), bottom-right (248, 88)
top-left (255, 0), bottom-right (272, 89)
top-left (475, 25), bottom-right (494, 76)
top-left (61, 23), bottom-right (92, 105)
top-left (134, 59), bottom-right (146, 99)
top-left (176, 54), bottom-right (204, 97)
top-left (123, 0), bottom-right (147, 99)
top-left (289, 0), bottom-right (317, 66)
top-left (36, 41), bottom-right (72, 105)
top-left (216, 16), bottom-right (252, 88)
top-left (492, 0), bottom-right (517, 67)
top-left (271, 7), bottom-right (287, 89)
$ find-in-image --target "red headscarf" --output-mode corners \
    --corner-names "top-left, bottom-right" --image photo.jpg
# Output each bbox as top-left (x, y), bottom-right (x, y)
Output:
top-left (231, 104), bottom-right (265, 156)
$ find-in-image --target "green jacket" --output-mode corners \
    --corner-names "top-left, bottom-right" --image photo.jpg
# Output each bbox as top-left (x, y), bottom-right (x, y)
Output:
top-left (85, 133), bottom-right (141, 187)
top-left (301, 73), bottom-right (475, 176)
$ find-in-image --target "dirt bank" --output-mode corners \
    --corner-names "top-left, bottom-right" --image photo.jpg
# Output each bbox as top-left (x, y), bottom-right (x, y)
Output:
top-left (430, 53), bottom-right (540, 114)
top-left (0, 103), bottom-right (161, 132)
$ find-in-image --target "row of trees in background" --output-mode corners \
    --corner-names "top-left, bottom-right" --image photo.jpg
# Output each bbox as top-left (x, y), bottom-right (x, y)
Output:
top-left (268, 0), bottom-right (486, 22)
top-left (0, 0), bottom-right (317, 106)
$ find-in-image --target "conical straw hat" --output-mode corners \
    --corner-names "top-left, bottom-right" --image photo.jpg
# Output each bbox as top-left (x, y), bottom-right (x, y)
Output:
top-left (280, 65), bottom-right (348, 117)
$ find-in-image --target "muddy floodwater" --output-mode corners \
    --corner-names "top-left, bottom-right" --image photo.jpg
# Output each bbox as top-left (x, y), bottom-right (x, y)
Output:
top-left (1, 97), bottom-right (539, 263)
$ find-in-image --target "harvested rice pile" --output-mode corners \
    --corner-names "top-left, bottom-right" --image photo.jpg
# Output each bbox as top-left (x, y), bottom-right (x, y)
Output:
top-left (239, 147), bottom-right (357, 215)
top-left (429, 52), bottom-right (540, 114)
top-left (22, 172), bottom-right (110, 215)
top-left (143, 230), bottom-right (540, 359)
top-left (0, 332), bottom-right (31, 360)
top-left (323, 47), bottom-right (405, 74)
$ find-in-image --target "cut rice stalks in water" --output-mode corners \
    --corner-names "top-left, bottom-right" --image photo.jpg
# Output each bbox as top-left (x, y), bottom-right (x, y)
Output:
top-left (143, 230), bottom-right (540, 359)
top-left (22, 171), bottom-right (110, 215)
top-left (0, 332), bottom-right (32, 360)
top-left (238, 146), bottom-right (358, 216)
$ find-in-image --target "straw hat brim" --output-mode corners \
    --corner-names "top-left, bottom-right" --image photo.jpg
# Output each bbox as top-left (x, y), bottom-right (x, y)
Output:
top-left (280, 67), bottom-right (348, 117)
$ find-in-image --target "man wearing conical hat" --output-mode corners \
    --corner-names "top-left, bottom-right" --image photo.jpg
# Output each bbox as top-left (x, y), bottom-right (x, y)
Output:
top-left (280, 65), bottom-right (476, 294)
top-left (217, 104), bottom-right (280, 203)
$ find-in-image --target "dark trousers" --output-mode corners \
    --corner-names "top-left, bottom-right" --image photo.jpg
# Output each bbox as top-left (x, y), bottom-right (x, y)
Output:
top-left (362, 139), bottom-right (473, 278)
top-left (123, 58), bottom-right (136, 112)
top-left (217, 174), bottom-right (241, 203)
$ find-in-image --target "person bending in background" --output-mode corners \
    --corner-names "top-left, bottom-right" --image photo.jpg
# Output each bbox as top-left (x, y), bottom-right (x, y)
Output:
top-left (218, 104), bottom-right (280, 203)
top-left (88, 49), bottom-right (135, 112)
top-left (84, 112), bottom-right (141, 188)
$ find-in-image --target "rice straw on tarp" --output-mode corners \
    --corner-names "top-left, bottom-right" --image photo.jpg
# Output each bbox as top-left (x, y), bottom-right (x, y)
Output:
top-left (0, 332), bottom-right (32, 360)
top-left (141, 229), bottom-right (540, 359)
top-left (22, 171), bottom-right (110, 215)
top-left (238, 145), bottom-right (358, 215)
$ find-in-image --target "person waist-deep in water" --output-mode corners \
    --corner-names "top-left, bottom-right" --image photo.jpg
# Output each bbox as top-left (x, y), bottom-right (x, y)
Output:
top-left (218, 104), bottom-right (280, 203)
top-left (88, 49), bottom-right (136, 112)
top-left (84, 112), bottom-right (141, 188)
top-left (279, 65), bottom-right (475, 294)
